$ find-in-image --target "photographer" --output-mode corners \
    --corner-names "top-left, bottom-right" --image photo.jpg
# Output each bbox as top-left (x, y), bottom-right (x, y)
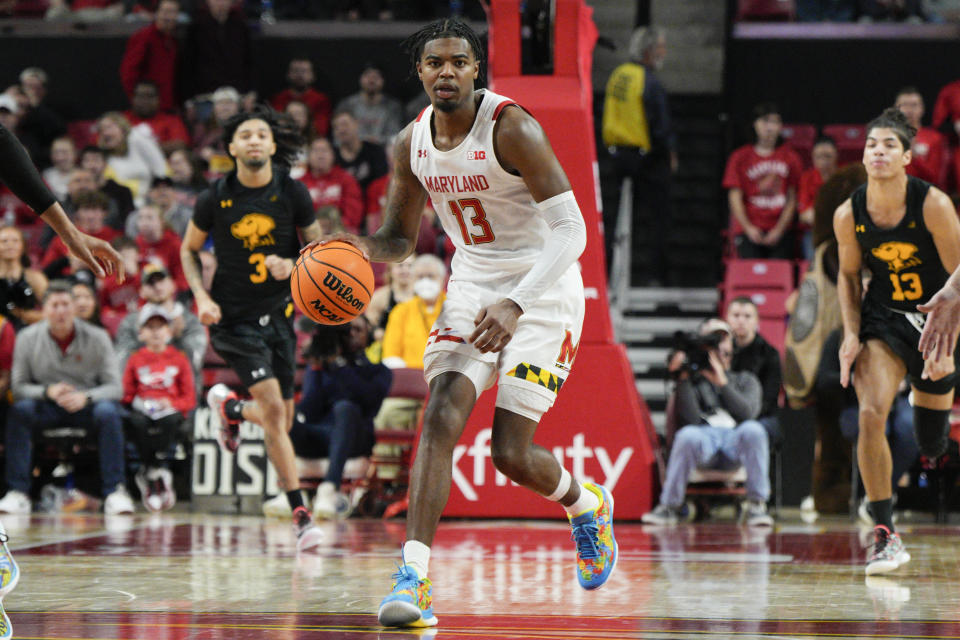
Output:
top-left (0, 226), bottom-right (47, 330)
top-left (642, 319), bottom-right (773, 526)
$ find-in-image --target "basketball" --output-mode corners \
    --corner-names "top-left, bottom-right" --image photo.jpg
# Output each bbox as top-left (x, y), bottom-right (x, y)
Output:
top-left (291, 241), bottom-right (374, 325)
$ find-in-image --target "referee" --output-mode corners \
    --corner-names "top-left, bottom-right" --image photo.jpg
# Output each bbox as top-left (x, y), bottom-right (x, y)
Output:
top-left (180, 106), bottom-right (324, 551)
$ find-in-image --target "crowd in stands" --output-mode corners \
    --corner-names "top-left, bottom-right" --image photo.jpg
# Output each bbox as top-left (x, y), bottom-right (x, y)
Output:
top-left (738, 0), bottom-right (939, 23)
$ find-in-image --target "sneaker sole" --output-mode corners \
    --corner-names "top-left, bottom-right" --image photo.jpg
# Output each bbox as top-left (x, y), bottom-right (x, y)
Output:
top-left (296, 528), bottom-right (325, 553)
top-left (582, 485), bottom-right (618, 591)
top-left (378, 600), bottom-right (438, 628)
top-left (865, 550), bottom-right (911, 575)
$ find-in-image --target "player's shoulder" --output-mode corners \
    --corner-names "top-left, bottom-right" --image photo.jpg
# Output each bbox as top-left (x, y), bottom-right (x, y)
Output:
top-left (833, 198), bottom-right (854, 227)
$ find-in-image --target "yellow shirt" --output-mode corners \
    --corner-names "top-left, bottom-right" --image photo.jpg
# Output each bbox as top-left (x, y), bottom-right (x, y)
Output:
top-left (602, 62), bottom-right (651, 150)
top-left (381, 292), bottom-right (446, 369)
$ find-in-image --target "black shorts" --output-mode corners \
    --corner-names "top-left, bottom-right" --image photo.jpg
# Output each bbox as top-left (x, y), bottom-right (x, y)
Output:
top-left (209, 305), bottom-right (297, 399)
top-left (859, 299), bottom-right (959, 395)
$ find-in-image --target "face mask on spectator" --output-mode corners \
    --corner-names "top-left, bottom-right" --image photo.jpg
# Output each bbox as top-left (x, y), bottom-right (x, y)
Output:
top-left (413, 277), bottom-right (442, 303)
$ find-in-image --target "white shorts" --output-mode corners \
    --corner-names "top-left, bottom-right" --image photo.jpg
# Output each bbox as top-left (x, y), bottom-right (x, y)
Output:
top-left (423, 267), bottom-right (585, 421)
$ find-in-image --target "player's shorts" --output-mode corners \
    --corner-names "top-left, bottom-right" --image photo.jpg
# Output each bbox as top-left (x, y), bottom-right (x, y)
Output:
top-left (208, 303), bottom-right (297, 399)
top-left (859, 298), bottom-right (959, 395)
top-left (423, 267), bottom-right (585, 422)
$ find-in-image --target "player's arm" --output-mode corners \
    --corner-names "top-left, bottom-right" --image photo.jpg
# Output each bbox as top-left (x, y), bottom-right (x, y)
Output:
top-left (180, 220), bottom-right (220, 325)
top-left (917, 187), bottom-right (960, 361)
top-left (468, 106), bottom-right (587, 353)
top-left (833, 200), bottom-right (863, 388)
top-left (0, 123), bottom-right (123, 280)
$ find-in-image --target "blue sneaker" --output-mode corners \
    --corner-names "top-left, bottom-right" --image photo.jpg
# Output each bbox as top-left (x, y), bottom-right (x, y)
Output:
top-left (0, 529), bottom-right (18, 599)
top-left (378, 563), bottom-right (438, 628)
top-left (569, 482), bottom-right (618, 590)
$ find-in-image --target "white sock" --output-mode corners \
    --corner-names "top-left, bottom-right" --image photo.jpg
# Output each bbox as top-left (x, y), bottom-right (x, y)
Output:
top-left (563, 482), bottom-right (600, 516)
top-left (546, 468), bottom-right (572, 501)
top-left (402, 540), bottom-right (430, 578)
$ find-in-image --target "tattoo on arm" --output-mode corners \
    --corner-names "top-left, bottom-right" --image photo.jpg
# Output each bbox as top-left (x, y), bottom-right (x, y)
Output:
top-left (367, 128), bottom-right (424, 262)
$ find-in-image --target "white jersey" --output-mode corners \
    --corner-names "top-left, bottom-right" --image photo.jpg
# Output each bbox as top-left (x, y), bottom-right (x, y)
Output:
top-left (410, 89), bottom-right (550, 282)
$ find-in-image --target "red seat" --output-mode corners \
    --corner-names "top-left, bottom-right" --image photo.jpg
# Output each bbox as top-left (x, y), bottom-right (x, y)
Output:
top-left (782, 123), bottom-right (817, 167)
top-left (737, 0), bottom-right (796, 21)
top-left (740, 289), bottom-right (792, 319)
top-left (202, 368), bottom-right (243, 390)
top-left (67, 120), bottom-right (98, 149)
top-left (12, 0), bottom-right (50, 16)
top-left (759, 317), bottom-right (786, 355)
top-left (822, 124), bottom-right (866, 166)
top-left (724, 259), bottom-right (794, 291)
top-left (203, 343), bottom-right (226, 367)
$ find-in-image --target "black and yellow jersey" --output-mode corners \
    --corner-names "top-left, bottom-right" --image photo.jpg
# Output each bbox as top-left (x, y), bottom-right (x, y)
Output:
top-left (193, 169), bottom-right (314, 324)
top-left (852, 175), bottom-right (948, 313)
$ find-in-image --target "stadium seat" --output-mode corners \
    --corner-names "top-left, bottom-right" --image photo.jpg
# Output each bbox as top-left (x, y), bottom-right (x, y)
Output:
top-left (822, 124), bottom-right (866, 166)
top-left (740, 288), bottom-right (791, 320)
top-left (737, 0), bottom-right (796, 21)
top-left (759, 317), bottom-right (786, 354)
top-left (724, 259), bottom-right (794, 291)
top-left (67, 120), bottom-right (98, 149)
top-left (781, 123), bottom-right (817, 167)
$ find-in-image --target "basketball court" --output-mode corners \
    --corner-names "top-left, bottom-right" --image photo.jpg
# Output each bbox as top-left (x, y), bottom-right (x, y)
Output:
top-left (6, 512), bottom-right (959, 639)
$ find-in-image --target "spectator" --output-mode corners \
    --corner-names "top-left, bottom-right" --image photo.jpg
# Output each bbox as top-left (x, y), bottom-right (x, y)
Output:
top-left (299, 137), bottom-right (364, 233)
top-left (337, 63), bottom-right (404, 145)
top-left (78, 146), bottom-right (136, 230)
top-left (123, 304), bottom-right (196, 512)
top-left (796, 0), bottom-right (856, 21)
top-left (0, 95), bottom-right (20, 145)
top-left (119, 0), bottom-right (180, 113)
top-left (0, 314), bottom-right (14, 436)
top-left (270, 58), bottom-right (333, 138)
top-left (0, 280), bottom-right (133, 516)
top-left (113, 264), bottom-right (207, 379)
top-left (131, 203), bottom-right (187, 291)
top-left (45, 0), bottom-right (124, 21)
top-left (71, 279), bottom-right (102, 329)
top-left (124, 81), bottom-right (191, 155)
top-left (797, 136), bottom-right (838, 259)
top-left (723, 102), bottom-right (803, 259)
top-left (895, 86), bottom-right (948, 189)
top-left (0, 225), bottom-right (47, 329)
top-left (315, 205), bottom-right (345, 236)
top-left (284, 100), bottom-right (312, 178)
top-left (933, 76), bottom-right (960, 144)
top-left (41, 137), bottom-right (77, 202)
top-left (641, 319), bottom-right (772, 526)
top-left (381, 254), bottom-right (446, 369)
top-left (332, 110), bottom-right (388, 191)
top-left (14, 68), bottom-right (66, 170)
top-left (180, 0), bottom-right (254, 103)
top-left (42, 191), bottom-right (120, 279)
top-left (167, 148), bottom-right (208, 207)
top-left (127, 176), bottom-right (191, 238)
top-left (365, 254), bottom-right (415, 338)
top-left (858, 0), bottom-right (927, 21)
top-left (364, 134), bottom-right (394, 233)
top-left (191, 86), bottom-right (239, 178)
top-left (601, 26), bottom-right (677, 285)
top-left (96, 112), bottom-right (168, 206)
top-left (726, 296), bottom-right (783, 444)
top-left (99, 236), bottom-right (142, 321)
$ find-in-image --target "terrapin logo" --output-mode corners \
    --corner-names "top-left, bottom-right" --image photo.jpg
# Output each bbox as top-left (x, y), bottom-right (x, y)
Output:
top-left (309, 300), bottom-right (345, 323)
top-left (231, 213), bottom-right (276, 250)
top-left (322, 272), bottom-right (365, 311)
top-left (872, 241), bottom-right (921, 273)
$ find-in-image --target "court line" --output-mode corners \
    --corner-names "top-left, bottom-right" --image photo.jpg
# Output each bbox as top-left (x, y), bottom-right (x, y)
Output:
top-left (10, 518), bottom-right (174, 552)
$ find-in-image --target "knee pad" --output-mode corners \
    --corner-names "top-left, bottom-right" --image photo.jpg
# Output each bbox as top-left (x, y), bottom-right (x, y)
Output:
top-left (913, 406), bottom-right (951, 459)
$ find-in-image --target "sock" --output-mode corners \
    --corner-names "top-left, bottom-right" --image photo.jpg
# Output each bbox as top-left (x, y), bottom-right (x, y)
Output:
top-left (545, 468), bottom-right (572, 501)
top-left (287, 489), bottom-right (305, 512)
top-left (870, 498), bottom-right (894, 532)
top-left (402, 540), bottom-right (430, 578)
top-left (225, 398), bottom-right (244, 421)
top-left (563, 482), bottom-right (601, 516)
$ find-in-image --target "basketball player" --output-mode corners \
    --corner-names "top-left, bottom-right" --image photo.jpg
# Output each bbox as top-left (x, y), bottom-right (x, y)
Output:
top-left (834, 107), bottom-right (960, 575)
top-left (180, 106), bottom-right (325, 551)
top-left (303, 18), bottom-right (616, 628)
top-left (0, 122), bottom-right (124, 640)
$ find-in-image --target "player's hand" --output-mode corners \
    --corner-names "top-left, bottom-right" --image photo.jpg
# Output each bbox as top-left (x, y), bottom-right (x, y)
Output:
top-left (838, 333), bottom-right (861, 388)
top-left (744, 225), bottom-right (764, 244)
top-left (299, 233), bottom-right (370, 261)
top-left (196, 295), bottom-right (222, 326)
top-left (917, 283), bottom-right (960, 361)
top-left (922, 352), bottom-right (955, 381)
top-left (470, 298), bottom-right (522, 354)
top-left (58, 391), bottom-right (88, 414)
top-left (264, 255), bottom-right (294, 280)
top-left (63, 231), bottom-right (125, 282)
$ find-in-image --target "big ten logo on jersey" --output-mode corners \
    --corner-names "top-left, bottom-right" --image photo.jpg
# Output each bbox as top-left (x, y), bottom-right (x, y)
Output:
top-left (451, 429), bottom-right (633, 501)
top-left (554, 330), bottom-right (580, 372)
top-left (192, 408), bottom-right (280, 501)
top-left (466, 150), bottom-right (486, 160)
top-left (231, 213), bottom-right (276, 251)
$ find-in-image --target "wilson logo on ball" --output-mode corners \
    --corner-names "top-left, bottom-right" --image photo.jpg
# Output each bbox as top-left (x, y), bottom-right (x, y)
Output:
top-left (323, 272), bottom-right (366, 311)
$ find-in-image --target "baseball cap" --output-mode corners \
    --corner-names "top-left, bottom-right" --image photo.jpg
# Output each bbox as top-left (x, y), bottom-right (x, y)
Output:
top-left (212, 86), bottom-right (241, 104)
top-left (141, 263), bottom-right (170, 285)
top-left (0, 94), bottom-right (18, 115)
top-left (150, 175), bottom-right (174, 189)
top-left (138, 303), bottom-right (172, 327)
top-left (698, 318), bottom-right (732, 338)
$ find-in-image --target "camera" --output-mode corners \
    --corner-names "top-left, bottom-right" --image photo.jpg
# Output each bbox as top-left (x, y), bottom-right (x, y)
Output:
top-left (670, 330), bottom-right (724, 379)
top-left (1, 278), bottom-right (37, 312)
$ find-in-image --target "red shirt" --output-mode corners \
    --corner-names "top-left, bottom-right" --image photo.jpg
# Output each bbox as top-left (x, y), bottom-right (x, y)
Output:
top-left (100, 273), bottom-right (142, 317)
top-left (119, 24), bottom-right (178, 113)
top-left (723, 144), bottom-right (803, 232)
top-left (123, 111), bottom-right (191, 146)
top-left (0, 319), bottom-right (14, 370)
top-left (271, 88), bottom-right (333, 137)
top-left (122, 345), bottom-right (196, 415)
top-left (42, 227), bottom-right (120, 270)
top-left (907, 127), bottom-right (948, 189)
top-left (137, 230), bottom-right (188, 291)
top-left (796, 166), bottom-right (826, 232)
top-left (933, 80), bottom-right (960, 133)
top-left (365, 174), bottom-right (389, 233)
top-left (298, 167), bottom-right (364, 233)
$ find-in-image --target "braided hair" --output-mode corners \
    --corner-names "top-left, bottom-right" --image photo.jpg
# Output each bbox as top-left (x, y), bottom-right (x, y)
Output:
top-left (866, 106), bottom-right (917, 151)
top-left (221, 104), bottom-right (304, 170)
top-left (401, 17), bottom-right (486, 86)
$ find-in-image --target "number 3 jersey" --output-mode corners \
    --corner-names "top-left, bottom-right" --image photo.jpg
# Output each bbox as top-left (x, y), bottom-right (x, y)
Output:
top-left (193, 170), bottom-right (315, 323)
top-left (411, 90), bottom-right (553, 283)
top-left (852, 175), bottom-right (949, 313)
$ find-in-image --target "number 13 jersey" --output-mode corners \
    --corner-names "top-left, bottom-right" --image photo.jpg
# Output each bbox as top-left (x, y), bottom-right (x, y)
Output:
top-left (411, 89), bottom-right (552, 282)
